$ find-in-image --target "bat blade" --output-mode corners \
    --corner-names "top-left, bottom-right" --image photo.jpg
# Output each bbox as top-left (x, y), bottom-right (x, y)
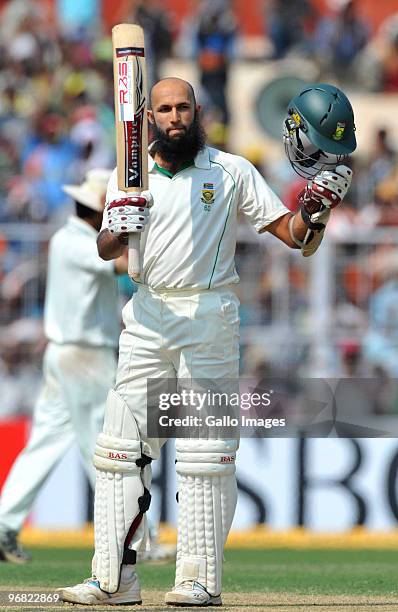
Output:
top-left (112, 24), bottom-right (148, 281)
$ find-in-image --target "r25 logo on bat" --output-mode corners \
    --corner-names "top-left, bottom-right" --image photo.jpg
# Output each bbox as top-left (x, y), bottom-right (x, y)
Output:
top-left (118, 61), bottom-right (132, 105)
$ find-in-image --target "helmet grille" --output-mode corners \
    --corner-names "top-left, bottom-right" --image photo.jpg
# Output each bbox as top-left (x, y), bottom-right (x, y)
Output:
top-left (283, 121), bottom-right (345, 179)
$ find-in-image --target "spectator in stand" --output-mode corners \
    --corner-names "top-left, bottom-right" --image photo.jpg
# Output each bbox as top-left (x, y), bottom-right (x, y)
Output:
top-left (0, 135), bottom-right (19, 206)
top-left (366, 127), bottom-right (397, 203)
top-left (199, 0), bottom-right (237, 125)
top-left (377, 14), bottom-right (398, 92)
top-left (373, 162), bottom-right (398, 226)
top-left (122, 0), bottom-right (173, 87)
top-left (55, 0), bottom-right (101, 39)
top-left (263, 0), bottom-right (316, 60)
top-left (69, 106), bottom-right (114, 184)
top-left (370, 128), bottom-right (396, 178)
top-left (188, 0), bottom-right (238, 126)
top-left (363, 249), bottom-right (398, 380)
top-left (312, 0), bottom-right (370, 83)
top-left (361, 13), bottom-right (398, 92)
top-left (20, 111), bottom-right (77, 221)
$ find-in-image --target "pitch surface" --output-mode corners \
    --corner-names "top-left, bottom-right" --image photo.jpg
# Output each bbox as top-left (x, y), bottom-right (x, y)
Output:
top-left (1, 548), bottom-right (398, 610)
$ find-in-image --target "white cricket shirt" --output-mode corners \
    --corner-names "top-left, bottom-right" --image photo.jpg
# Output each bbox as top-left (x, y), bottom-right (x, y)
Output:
top-left (104, 146), bottom-right (289, 290)
top-left (44, 216), bottom-right (120, 347)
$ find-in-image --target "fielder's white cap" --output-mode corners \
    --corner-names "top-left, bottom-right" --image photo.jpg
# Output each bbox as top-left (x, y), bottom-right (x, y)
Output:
top-left (63, 168), bottom-right (112, 212)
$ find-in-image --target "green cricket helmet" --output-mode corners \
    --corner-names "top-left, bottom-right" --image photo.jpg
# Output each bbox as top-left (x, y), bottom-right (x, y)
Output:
top-left (283, 83), bottom-right (357, 178)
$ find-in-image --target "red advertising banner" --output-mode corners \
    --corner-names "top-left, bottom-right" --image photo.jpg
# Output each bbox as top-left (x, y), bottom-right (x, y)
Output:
top-left (0, 418), bottom-right (30, 492)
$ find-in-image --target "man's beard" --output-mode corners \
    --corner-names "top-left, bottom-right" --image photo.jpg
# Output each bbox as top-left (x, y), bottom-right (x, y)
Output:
top-left (151, 113), bottom-right (206, 165)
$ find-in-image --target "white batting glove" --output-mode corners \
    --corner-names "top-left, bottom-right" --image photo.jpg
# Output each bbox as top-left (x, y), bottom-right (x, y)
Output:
top-left (301, 165), bottom-right (353, 212)
top-left (106, 191), bottom-right (152, 236)
top-left (311, 164), bottom-right (353, 209)
top-left (298, 165), bottom-right (353, 230)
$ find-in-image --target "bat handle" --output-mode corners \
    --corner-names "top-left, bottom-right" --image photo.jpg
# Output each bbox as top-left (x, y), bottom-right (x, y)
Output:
top-left (128, 233), bottom-right (141, 282)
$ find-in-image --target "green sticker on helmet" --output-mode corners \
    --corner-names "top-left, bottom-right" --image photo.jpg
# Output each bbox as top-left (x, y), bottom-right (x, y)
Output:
top-left (332, 122), bottom-right (346, 141)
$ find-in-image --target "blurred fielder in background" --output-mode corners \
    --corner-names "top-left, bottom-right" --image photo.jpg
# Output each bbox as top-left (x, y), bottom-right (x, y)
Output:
top-left (60, 78), bottom-right (356, 607)
top-left (0, 169), bottom-right (127, 563)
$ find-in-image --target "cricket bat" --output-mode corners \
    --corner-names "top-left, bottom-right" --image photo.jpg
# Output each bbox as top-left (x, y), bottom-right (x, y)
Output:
top-left (112, 24), bottom-right (148, 282)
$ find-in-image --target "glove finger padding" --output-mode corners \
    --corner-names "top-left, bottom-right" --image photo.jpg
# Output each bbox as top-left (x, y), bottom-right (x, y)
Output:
top-left (108, 217), bottom-right (148, 235)
top-left (311, 164), bottom-right (353, 209)
top-left (106, 195), bottom-right (151, 236)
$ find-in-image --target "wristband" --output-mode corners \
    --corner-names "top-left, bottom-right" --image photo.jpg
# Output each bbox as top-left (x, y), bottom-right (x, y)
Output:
top-left (300, 205), bottom-right (326, 231)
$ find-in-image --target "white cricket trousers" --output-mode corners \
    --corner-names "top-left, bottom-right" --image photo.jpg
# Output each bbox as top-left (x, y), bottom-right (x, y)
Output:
top-left (109, 284), bottom-right (240, 557)
top-left (0, 342), bottom-right (116, 534)
top-left (114, 284), bottom-right (240, 459)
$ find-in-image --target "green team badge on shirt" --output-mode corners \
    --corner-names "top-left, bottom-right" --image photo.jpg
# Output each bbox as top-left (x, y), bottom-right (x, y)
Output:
top-left (201, 182), bottom-right (215, 212)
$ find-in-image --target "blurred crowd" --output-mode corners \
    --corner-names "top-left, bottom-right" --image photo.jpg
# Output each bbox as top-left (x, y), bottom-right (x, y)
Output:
top-left (1, 0), bottom-right (398, 418)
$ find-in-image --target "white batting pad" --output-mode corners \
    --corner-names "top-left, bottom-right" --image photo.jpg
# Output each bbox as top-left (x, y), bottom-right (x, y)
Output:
top-left (174, 439), bottom-right (239, 596)
top-left (92, 389), bottom-right (147, 593)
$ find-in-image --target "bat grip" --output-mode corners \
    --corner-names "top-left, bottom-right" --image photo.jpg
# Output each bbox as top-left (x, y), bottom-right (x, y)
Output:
top-left (128, 233), bottom-right (141, 282)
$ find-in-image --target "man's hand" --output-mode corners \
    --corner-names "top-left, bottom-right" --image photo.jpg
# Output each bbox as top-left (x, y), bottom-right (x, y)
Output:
top-left (107, 191), bottom-right (152, 238)
top-left (298, 164), bottom-right (353, 232)
top-left (287, 165), bottom-right (353, 257)
top-left (299, 164), bottom-right (353, 213)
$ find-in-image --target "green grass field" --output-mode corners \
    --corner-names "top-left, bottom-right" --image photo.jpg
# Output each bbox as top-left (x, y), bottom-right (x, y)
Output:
top-left (1, 548), bottom-right (398, 610)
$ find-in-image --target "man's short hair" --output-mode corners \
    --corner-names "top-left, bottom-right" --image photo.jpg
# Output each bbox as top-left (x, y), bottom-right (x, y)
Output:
top-left (149, 79), bottom-right (196, 110)
top-left (75, 201), bottom-right (99, 220)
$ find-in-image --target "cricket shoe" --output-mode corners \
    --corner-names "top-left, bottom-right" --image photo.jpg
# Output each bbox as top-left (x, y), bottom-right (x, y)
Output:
top-left (58, 566), bottom-right (142, 605)
top-left (0, 529), bottom-right (30, 564)
top-left (165, 580), bottom-right (222, 606)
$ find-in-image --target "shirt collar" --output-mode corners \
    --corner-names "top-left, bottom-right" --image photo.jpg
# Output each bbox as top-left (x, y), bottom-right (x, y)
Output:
top-left (148, 144), bottom-right (211, 173)
top-left (67, 215), bottom-right (98, 237)
top-left (194, 147), bottom-right (211, 169)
